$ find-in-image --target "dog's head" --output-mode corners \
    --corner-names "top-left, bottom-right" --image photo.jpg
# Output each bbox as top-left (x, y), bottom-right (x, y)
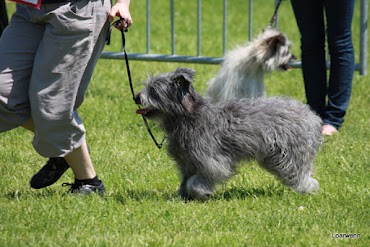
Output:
top-left (254, 28), bottom-right (296, 71)
top-left (134, 67), bottom-right (197, 122)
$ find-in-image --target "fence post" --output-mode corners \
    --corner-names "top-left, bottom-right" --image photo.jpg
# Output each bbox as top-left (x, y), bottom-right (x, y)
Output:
top-left (100, 0), bottom-right (367, 74)
top-left (359, 0), bottom-right (368, 75)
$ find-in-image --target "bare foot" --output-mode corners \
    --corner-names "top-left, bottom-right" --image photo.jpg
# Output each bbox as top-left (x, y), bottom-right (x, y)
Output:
top-left (322, 124), bottom-right (338, 136)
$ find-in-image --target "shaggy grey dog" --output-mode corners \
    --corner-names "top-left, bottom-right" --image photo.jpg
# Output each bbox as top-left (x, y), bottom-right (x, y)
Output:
top-left (207, 28), bottom-right (296, 102)
top-left (135, 68), bottom-right (322, 201)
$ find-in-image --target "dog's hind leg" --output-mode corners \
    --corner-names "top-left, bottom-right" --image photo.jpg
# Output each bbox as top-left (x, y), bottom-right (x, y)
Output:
top-left (259, 157), bottom-right (319, 194)
top-left (186, 174), bottom-right (215, 201)
top-left (291, 168), bottom-right (320, 194)
top-left (282, 160), bottom-right (320, 194)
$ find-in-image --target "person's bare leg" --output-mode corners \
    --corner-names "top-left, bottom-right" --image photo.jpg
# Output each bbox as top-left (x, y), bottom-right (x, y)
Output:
top-left (23, 118), bottom-right (95, 179)
top-left (26, 117), bottom-right (98, 190)
top-left (64, 140), bottom-right (96, 180)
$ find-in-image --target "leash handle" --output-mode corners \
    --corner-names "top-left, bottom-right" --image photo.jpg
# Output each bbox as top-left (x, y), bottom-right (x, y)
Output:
top-left (107, 19), bottom-right (165, 149)
top-left (106, 18), bottom-right (128, 46)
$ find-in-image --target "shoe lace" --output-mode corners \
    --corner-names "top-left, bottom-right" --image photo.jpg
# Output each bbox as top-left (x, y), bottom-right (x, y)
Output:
top-left (62, 182), bottom-right (80, 192)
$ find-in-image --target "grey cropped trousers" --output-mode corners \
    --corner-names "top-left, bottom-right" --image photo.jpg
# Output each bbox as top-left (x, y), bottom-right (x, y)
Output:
top-left (0, 0), bottom-right (110, 157)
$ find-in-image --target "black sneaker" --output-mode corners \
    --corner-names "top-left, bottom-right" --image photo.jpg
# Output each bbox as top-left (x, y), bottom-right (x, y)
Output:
top-left (62, 180), bottom-right (105, 195)
top-left (30, 158), bottom-right (70, 189)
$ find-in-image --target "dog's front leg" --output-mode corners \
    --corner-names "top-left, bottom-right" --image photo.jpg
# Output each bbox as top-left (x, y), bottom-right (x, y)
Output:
top-left (179, 176), bottom-right (190, 199)
top-left (177, 163), bottom-right (197, 200)
top-left (185, 174), bottom-right (214, 201)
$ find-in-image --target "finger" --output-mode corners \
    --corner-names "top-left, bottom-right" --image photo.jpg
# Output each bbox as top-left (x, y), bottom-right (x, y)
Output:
top-left (125, 18), bottom-right (133, 27)
top-left (108, 9), bottom-right (117, 22)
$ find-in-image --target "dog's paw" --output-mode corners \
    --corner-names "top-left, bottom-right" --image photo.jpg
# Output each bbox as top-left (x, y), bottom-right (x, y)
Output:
top-left (296, 177), bottom-right (320, 194)
top-left (179, 187), bottom-right (189, 199)
top-left (186, 175), bottom-right (214, 201)
top-left (305, 178), bottom-right (320, 194)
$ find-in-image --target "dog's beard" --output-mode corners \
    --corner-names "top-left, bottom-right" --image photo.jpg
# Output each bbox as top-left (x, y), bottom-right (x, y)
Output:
top-left (261, 49), bottom-right (294, 72)
top-left (134, 93), bottom-right (166, 123)
top-left (269, 46), bottom-right (295, 71)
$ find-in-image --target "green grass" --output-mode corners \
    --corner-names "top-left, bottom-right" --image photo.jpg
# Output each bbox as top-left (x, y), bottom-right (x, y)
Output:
top-left (1, 1), bottom-right (369, 246)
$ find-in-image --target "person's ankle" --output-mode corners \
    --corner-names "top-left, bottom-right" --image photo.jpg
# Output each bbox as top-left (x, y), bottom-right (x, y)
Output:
top-left (75, 176), bottom-right (101, 186)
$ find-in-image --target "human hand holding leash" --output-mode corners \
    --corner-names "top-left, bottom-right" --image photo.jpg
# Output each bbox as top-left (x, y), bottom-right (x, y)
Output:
top-left (110, 0), bottom-right (133, 30)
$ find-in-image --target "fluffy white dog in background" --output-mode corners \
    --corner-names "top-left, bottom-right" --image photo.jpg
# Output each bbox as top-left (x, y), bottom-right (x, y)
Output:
top-left (206, 28), bottom-right (296, 102)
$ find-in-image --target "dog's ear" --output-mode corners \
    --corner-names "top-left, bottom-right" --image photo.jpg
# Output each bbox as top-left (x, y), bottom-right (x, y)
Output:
top-left (265, 34), bottom-right (286, 50)
top-left (172, 67), bottom-right (195, 88)
top-left (172, 68), bottom-right (196, 113)
top-left (180, 94), bottom-right (194, 113)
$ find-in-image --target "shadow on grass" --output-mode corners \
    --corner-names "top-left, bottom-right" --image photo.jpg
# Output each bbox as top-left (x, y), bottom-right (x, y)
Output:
top-left (2, 185), bottom-right (285, 203)
top-left (3, 188), bottom-right (58, 200)
top-left (112, 189), bottom-right (179, 204)
top-left (215, 186), bottom-right (285, 201)
top-left (111, 186), bottom-right (285, 203)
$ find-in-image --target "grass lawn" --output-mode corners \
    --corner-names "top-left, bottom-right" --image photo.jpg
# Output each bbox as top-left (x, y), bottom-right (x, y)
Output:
top-left (1, 1), bottom-right (369, 246)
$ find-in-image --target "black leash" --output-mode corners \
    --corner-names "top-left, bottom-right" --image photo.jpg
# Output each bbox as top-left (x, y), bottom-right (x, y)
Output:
top-left (268, 0), bottom-right (283, 28)
top-left (106, 2), bottom-right (282, 149)
top-left (107, 19), bottom-right (165, 149)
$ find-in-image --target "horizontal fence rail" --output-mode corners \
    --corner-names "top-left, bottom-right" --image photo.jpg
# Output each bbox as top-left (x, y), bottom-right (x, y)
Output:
top-left (101, 0), bottom-right (368, 75)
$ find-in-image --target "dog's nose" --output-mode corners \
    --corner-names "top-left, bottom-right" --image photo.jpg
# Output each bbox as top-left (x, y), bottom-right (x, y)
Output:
top-left (133, 94), bottom-right (141, 105)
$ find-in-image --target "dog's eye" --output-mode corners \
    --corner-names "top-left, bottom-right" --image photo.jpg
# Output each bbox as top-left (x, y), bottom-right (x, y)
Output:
top-left (149, 87), bottom-right (157, 97)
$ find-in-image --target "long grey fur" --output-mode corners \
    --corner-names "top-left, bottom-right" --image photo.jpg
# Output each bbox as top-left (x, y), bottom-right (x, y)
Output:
top-left (135, 67), bottom-right (323, 201)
